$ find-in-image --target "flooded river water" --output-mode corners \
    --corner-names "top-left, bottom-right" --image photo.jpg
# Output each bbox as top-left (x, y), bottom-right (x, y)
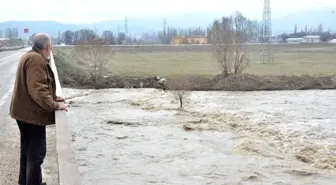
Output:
top-left (63, 88), bottom-right (336, 185)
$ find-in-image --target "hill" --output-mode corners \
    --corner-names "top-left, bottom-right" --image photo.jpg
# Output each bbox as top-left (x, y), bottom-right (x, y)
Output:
top-left (0, 12), bottom-right (223, 38)
top-left (0, 7), bottom-right (335, 37)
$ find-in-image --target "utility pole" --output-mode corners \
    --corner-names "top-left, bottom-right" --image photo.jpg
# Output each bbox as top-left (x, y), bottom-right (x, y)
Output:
top-left (124, 16), bottom-right (128, 36)
top-left (163, 18), bottom-right (167, 35)
top-left (58, 30), bottom-right (61, 44)
top-left (260, 0), bottom-right (273, 64)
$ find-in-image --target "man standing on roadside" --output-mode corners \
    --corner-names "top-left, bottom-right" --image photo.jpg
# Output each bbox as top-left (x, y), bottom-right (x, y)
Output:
top-left (10, 33), bottom-right (67, 185)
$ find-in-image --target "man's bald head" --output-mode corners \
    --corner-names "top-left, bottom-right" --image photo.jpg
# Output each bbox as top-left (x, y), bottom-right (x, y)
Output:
top-left (33, 33), bottom-right (52, 57)
top-left (33, 33), bottom-right (51, 49)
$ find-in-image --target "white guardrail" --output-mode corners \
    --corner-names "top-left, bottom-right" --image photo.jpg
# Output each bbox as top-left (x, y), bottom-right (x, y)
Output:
top-left (49, 52), bottom-right (81, 185)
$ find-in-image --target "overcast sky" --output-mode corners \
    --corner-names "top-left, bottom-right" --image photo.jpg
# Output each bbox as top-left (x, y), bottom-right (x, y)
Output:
top-left (1, 0), bottom-right (336, 23)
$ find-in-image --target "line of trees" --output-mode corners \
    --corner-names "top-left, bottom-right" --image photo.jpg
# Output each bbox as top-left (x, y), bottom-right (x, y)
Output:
top-left (157, 22), bottom-right (260, 45)
top-left (58, 15), bottom-right (336, 47)
top-left (0, 28), bottom-right (22, 47)
top-left (60, 27), bottom-right (211, 45)
top-left (0, 28), bottom-right (19, 38)
top-left (61, 29), bottom-right (131, 45)
top-left (61, 27), bottom-right (211, 45)
top-left (280, 24), bottom-right (336, 42)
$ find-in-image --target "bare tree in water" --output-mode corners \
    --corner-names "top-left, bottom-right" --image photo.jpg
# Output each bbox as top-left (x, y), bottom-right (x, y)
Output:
top-left (168, 78), bottom-right (193, 108)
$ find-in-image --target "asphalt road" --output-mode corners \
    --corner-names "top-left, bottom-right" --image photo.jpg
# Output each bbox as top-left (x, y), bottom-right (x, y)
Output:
top-left (0, 48), bottom-right (58, 185)
top-left (0, 49), bottom-right (27, 185)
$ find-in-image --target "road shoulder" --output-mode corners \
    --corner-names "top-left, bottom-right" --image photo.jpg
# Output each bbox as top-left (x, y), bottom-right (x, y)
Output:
top-left (0, 117), bottom-right (58, 185)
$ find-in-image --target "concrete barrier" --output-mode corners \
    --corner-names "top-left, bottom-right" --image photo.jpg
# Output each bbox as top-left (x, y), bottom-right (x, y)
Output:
top-left (49, 52), bottom-right (81, 185)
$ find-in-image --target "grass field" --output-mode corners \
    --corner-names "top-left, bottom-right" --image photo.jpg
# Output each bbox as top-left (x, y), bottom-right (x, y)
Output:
top-left (54, 44), bottom-right (336, 77)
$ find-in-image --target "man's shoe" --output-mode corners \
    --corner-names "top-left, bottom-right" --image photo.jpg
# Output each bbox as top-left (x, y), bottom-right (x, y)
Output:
top-left (19, 182), bottom-right (47, 185)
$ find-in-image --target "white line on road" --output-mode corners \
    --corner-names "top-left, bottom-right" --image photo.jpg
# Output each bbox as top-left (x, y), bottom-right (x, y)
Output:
top-left (0, 77), bottom-right (15, 108)
top-left (0, 86), bottom-right (14, 109)
top-left (0, 52), bottom-right (22, 61)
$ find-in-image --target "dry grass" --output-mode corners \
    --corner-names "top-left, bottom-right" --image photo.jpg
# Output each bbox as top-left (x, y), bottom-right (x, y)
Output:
top-left (110, 52), bottom-right (218, 77)
top-left (54, 44), bottom-right (336, 77)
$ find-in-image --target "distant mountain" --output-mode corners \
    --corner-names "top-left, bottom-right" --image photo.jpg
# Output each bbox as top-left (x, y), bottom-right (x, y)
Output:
top-left (0, 7), bottom-right (335, 38)
top-left (0, 12), bottom-right (223, 38)
top-left (0, 21), bottom-right (74, 38)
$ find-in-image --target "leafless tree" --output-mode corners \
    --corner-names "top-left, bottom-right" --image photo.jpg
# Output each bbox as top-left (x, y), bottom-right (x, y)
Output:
top-left (5, 28), bottom-right (13, 39)
top-left (101, 30), bottom-right (116, 45)
top-left (208, 12), bottom-right (251, 77)
top-left (62, 30), bottom-right (74, 45)
top-left (73, 39), bottom-right (115, 88)
top-left (168, 78), bottom-right (193, 108)
top-left (12, 28), bottom-right (19, 38)
top-left (73, 29), bottom-right (97, 44)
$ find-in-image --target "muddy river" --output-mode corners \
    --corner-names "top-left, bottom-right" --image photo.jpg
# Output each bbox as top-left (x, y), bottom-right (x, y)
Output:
top-left (62, 88), bottom-right (336, 185)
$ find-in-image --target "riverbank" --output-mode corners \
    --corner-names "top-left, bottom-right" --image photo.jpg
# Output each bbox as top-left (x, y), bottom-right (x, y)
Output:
top-left (53, 45), bottom-right (336, 91)
top-left (57, 72), bottom-right (336, 91)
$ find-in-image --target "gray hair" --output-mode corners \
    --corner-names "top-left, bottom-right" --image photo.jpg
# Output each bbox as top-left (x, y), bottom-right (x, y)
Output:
top-left (33, 33), bottom-right (51, 49)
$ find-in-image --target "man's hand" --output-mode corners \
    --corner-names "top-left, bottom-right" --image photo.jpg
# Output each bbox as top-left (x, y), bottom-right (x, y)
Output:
top-left (56, 96), bottom-right (66, 102)
top-left (57, 102), bottom-right (68, 112)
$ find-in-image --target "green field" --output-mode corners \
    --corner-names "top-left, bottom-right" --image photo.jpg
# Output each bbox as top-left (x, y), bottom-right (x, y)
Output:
top-left (54, 44), bottom-right (336, 77)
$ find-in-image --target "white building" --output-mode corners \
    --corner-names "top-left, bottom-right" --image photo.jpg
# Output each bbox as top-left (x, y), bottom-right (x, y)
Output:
top-left (301, 35), bottom-right (320, 43)
top-left (286, 38), bottom-right (303, 43)
top-left (330, 39), bottom-right (336, 43)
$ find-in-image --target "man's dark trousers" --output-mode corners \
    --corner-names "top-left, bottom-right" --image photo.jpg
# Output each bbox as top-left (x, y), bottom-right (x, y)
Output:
top-left (17, 120), bottom-right (46, 185)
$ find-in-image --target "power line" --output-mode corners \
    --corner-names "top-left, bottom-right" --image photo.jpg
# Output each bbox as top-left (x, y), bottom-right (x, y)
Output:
top-left (260, 0), bottom-right (273, 64)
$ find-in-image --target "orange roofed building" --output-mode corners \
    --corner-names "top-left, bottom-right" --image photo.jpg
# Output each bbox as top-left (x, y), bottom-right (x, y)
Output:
top-left (171, 36), bottom-right (208, 45)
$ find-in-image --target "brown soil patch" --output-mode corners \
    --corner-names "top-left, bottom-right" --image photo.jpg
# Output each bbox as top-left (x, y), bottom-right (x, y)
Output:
top-left (57, 71), bottom-right (336, 91)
